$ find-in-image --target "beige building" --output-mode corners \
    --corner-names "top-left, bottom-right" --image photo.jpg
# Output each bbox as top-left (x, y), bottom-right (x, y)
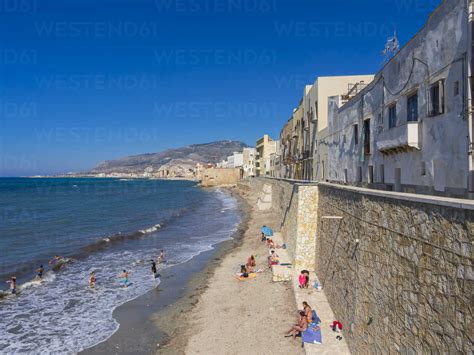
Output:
top-left (255, 134), bottom-right (277, 176)
top-left (200, 168), bottom-right (241, 187)
top-left (308, 75), bottom-right (374, 181)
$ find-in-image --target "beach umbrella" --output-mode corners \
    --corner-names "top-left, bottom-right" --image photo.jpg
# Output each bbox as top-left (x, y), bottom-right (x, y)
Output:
top-left (261, 226), bottom-right (273, 236)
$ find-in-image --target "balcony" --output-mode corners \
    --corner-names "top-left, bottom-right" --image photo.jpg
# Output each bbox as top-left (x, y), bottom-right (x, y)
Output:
top-left (376, 121), bottom-right (421, 154)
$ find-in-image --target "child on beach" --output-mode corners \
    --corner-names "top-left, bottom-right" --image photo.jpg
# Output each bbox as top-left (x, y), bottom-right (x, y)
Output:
top-left (6, 276), bottom-right (17, 295)
top-left (299, 270), bottom-right (309, 288)
top-left (36, 265), bottom-right (44, 281)
top-left (89, 272), bottom-right (96, 288)
top-left (120, 270), bottom-right (129, 288)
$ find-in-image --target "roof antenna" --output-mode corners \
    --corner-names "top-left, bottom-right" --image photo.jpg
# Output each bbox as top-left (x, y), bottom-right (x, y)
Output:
top-left (382, 31), bottom-right (399, 64)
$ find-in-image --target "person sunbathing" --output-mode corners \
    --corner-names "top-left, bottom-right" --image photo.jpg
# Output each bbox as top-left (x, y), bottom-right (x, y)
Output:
top-left (246, 255), bottom-right (256, 270)
top-left (302, 301), bottom-right (312, 323)
top-left (285, 311), bottom-right (308, 339)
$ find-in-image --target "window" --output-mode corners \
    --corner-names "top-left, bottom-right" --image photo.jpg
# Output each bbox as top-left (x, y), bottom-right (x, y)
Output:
top-left (363, 119), bottom-right (370, 155)
top-left (454, 81), bottom-right (459, 96)
top-left (379, 164), bottom-right (385, 183)
top-left (358, 167), bottom-right (363, 182)
top-left (344, 169), bottom-right (348, 183)
top-left (354, 124), bottom-right (359, 145)
top-left (368, 166), bottom-right (374, 183)
top-left (407, 92), bottom-right (418, 122)
top-left (388, 105), bottom-right (397, 128)
top-left (421, 162), bottom-right (426, 176)
top-left (428, 80), bottom-right (445, 116)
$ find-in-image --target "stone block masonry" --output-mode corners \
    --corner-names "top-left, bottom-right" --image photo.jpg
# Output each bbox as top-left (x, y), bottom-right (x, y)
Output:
top-left (317, 183), bottom-right (473, 354)
top-left (244, 177), bottom-right (473, 354)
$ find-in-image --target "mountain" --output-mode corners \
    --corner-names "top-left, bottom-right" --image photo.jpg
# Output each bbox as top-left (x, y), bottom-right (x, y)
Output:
top-left (90, 140), bottom-right (248, 174)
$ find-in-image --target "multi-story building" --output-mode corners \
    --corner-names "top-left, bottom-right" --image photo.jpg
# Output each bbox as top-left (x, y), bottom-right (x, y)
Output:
top-left (323, 0), bottom-right (472, 198)
top-left (226, 152), bottom-right (244, 169)
top-left (242, 147), bottom-right (257, 178)
top-left (280, 75), bottom-right (374, 180)
top-left (268, 140), bottom-right (281, 177)
top-left (307, 75), bottom-right (374, 181)
top-left (256, 134), bottom-right (277, 176)
top-left (279, 117), bottom-right (294, 178)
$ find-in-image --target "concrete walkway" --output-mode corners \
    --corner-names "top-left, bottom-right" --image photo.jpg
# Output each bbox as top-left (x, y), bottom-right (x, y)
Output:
top-left (291, 270), bottom-right (351, 354)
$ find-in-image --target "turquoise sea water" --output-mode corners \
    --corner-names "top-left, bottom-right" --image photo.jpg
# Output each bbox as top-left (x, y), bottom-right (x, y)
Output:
top-left (0, 178), bottom-right (240, 353)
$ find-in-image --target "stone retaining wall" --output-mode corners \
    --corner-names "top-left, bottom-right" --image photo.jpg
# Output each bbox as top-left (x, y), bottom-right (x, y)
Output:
top-left (317, 183), bottom-right (473, 354)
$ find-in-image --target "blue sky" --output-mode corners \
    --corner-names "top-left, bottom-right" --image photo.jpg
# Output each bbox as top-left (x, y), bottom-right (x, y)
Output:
top-left (0, 0), bottom-right (440, 175)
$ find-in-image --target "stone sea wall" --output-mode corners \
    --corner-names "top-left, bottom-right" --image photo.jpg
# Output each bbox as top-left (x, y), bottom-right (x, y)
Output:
top-left (317, 183), bottom-right (473, 354)
top-left (242, 178), bottom-right (318, 270)
top-left (244, 177), bottom-right (473, 354)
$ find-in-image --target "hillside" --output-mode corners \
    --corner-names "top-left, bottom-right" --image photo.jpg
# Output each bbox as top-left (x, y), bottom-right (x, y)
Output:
top-left (90, 140), bottom-right (248, 174)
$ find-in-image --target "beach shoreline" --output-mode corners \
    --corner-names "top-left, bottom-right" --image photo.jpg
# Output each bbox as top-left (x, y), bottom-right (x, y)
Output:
top-left (81, 186), bottom-right (250, 354)
top-left (159, 183), bottom-right (302, 354)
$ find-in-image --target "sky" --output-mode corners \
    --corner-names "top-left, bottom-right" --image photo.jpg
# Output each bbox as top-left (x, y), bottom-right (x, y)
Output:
top-left (0, 0), bottom-right (441, 176)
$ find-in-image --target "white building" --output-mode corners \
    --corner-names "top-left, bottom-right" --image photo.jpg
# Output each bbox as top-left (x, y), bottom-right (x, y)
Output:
top-left (242, 147), bottom-right (257, 177)
top-left (324, 0), bottom-right (472, 198)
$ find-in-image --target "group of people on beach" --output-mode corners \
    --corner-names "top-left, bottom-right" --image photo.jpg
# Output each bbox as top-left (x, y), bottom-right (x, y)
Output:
top-left (6, 255), bottom-right (63, 295)
top-left (6, 250), bottom-right (167, 295)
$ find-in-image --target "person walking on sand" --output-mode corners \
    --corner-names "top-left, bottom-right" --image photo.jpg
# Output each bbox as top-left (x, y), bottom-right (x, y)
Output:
top-left (120, 270), bottom-right (129, 288)
top-left (36, 265), bottom-right (44, 281)
top-left (89, 272), bottom-right (96, 288)
top-left (6, 276), bottom-right (17, 295)
top-left (158, 250), bottom-right (165, 264)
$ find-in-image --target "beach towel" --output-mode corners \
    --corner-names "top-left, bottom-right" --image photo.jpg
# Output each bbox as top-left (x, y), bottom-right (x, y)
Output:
top-left (261, 226), bottom-right (273, 236)
top-left (311, 310), bottom-right (321, 325)
top-left (238, 273), bottom-right (257, 281)
top-left (302, 324), bottom-right (322, 345)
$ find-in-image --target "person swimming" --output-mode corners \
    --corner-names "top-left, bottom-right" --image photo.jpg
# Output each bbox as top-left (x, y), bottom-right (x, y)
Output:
top-left (151, 260), bottom-right (157, 277)
top-left (120, 270), bottom-right (129, 288)
top-left (88, 272), bottom-right (96, 288)
top-left (6, 276), bottom-right (17, 295)
top-left (48, 255), bottom-right (62, 265)
top-left (36, 265), bottom-right (44, 280)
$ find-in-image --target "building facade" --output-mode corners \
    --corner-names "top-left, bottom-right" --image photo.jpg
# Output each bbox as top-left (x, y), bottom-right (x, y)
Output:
top-left (256, 134), bottom-right (277, 176)
top-left (242, 147), bottom-right (257, 177)
top-left (323, 0), bottom-right (472, 198)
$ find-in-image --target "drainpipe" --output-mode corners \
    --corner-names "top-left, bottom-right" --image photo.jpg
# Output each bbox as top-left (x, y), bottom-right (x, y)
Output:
top-left (468, 0), bottom-right (474, 198)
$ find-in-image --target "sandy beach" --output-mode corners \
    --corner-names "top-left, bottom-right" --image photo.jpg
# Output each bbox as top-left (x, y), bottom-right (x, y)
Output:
top-left (159, 185), bottom-right (303, 354)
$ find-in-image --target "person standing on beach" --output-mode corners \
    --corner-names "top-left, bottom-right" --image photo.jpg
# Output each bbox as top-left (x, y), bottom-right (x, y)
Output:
top-left (151, 260), bottom-right (157, 277)
top-left (158, 250), bottom-right (165, 264)
top-left (88, 272), bottom-right (96, 288)
top-left (6, 276), bottom-right (17, 295)
top-left (36, 265), bottom-right (44, 281)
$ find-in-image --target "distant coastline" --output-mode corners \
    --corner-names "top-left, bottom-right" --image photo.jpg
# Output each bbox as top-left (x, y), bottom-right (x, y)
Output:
top-left (24, 174), bottom-right (200, 182)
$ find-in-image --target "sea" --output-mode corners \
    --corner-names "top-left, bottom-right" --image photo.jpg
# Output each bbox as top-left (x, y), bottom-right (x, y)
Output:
top-left (0, 177), bottom-right (240, 353)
